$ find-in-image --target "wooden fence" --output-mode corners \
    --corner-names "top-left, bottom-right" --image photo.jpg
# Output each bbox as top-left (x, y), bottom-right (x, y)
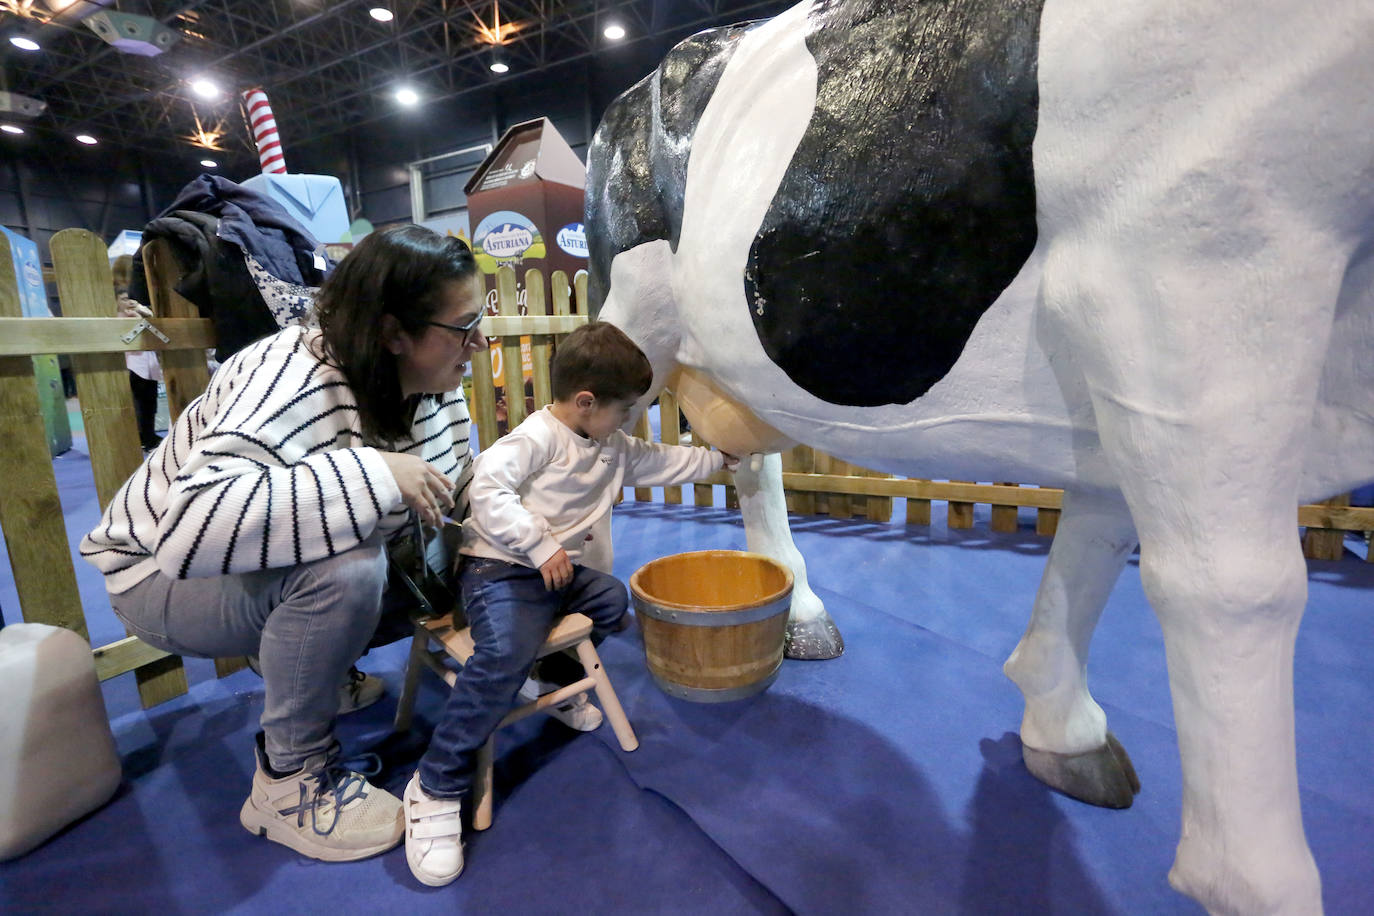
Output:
top-left (1, 229), bottom-right (217, 708)
top-left (3, 245), bottom-right (1371, 711)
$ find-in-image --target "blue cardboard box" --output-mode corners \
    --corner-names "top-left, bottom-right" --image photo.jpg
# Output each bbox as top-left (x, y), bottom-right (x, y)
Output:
top-left (241, 173), bottom-right (349, 244)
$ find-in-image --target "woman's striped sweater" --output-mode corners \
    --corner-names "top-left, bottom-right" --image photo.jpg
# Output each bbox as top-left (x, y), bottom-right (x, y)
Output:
top-left (80, 325), bottom-right (472, 594)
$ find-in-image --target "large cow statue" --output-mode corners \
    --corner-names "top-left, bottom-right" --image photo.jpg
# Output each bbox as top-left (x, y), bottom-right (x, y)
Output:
top-left (585, 1), bottom-right (1374, 913)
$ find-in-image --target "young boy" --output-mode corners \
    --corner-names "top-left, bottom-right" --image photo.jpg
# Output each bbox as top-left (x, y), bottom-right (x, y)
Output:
top-left (403, 321), bottom-right (735, 886)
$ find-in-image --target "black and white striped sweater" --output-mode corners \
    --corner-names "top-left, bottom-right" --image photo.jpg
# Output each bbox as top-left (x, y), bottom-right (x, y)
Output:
top-left (80, 325), bottom-right (472, 594)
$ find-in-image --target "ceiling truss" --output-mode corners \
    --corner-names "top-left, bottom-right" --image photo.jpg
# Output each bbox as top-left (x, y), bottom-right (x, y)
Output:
top-left (1, 0), bottom-right (792, 157)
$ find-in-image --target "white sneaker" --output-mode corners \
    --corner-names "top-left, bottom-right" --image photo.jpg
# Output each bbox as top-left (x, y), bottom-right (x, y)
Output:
top-left (338, 666), bottom-right (385, 715)
top-left (239, 735), bottom-right (403, 862)
top-left (518, 677), bottom-right (604, 732)
top-left (404, 772), bottom-right (464, 887)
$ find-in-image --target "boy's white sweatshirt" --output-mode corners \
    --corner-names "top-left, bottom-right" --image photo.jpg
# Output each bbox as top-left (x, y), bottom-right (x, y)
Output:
top-left (461, 406), bottom-right (722, 572)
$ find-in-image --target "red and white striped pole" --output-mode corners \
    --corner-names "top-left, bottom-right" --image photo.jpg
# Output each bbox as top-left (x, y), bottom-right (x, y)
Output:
top-left (241, 87), bottom-right (287, 174)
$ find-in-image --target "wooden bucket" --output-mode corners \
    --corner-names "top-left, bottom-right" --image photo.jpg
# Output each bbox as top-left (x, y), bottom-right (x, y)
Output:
top-left (630, 550), bottom-right (793, 703)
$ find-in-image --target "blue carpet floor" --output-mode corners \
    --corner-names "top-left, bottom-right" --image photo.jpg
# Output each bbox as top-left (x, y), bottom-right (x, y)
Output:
top-left (2, 436), bottom-right (1372, 914)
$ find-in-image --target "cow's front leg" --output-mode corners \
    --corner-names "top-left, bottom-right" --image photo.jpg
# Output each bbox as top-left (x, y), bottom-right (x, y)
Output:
top-left (1003, 488), bottom-right (1140, 808)
top-left (734, 452), bottom-right (843, 659)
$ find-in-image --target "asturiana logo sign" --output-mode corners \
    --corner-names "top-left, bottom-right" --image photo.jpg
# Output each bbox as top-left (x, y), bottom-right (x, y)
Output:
top-left (474, 210), bottom-right (538, 261)
top-left (483, 224), bottom-right (534, 258)
top-left (555, 222), bottom-right (588, 258)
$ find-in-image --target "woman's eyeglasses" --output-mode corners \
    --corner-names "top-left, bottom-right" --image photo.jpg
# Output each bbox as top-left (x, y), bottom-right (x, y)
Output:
top-left (421, 312), bottom-right (484, 347)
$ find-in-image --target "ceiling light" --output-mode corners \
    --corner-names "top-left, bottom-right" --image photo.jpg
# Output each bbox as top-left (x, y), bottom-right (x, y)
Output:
top-left (200, 159), bottom-right (218, 168)
top-left (603, 24), bottom-right (626, 41)
top-left (1, 124), bottom-right (24, 135)
top-left (489, 48), bottom-right (509, 74)
top-left (9, 36), bottom-right (41, 52)
top-left (369, 7), bottom-right (393, 22)
top-left (75, 134), bottom-right (98, 145)
top-left (395, 86), bottom-right (419, 106)
top-left (190, 78), bottom-right (221, 100)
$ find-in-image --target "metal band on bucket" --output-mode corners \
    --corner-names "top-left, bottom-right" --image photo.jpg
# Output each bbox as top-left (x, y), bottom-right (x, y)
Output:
top-left (649, 667), bottom-right (780, 703)
top-left (632, 592), bottom-right (790, 627)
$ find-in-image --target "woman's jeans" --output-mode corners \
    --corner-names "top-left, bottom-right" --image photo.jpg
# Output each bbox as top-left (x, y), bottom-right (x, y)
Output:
top-left (110, 534), bottom-right (390, 773)
top-left (417, 557), bottom-right (628, 798)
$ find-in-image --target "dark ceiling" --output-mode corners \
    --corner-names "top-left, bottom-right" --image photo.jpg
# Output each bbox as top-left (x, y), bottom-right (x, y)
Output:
top-left (1, 0), bottom-right (793, 158)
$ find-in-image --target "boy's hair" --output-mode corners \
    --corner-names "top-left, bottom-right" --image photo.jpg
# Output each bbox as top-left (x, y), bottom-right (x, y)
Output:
top-left (551, 322), bottom-right (653, 403)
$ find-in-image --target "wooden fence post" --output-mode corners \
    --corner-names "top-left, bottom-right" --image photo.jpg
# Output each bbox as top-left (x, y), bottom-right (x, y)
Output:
top-left (1303, 493), bottom-right (1351, 561)
top-left (947, 480), bottom-right (975, 529)
top-left (50, 228), bottom-right (188, 706)
top-left (633, 412), bottom-right (653, 502)
top-left (990, 482), bottom-right (1020, 533)
top-left (783, 446), bottom-right (813, 515)
top-left (525, 269), bottom-right (553, 411)
top-left (496, 265), bottom-right (526, 434)
top-left (0, 234), bottom-right (88, 637)
top-left (469, 342), bottom-right (499, 452)
top-left (858, 466), bottom-right (893, 522)
top-left (658, 390), bottom-right (683, 505)
top-left (143, 240), bottom-right (210, 423)
top-left (906, 481), bottom-right (932, 526)
top-left (1036, 505), bottom-right (1061, 537)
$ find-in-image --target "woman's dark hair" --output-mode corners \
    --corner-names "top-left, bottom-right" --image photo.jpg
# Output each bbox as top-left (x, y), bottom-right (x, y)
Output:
top-left (314, 224), bottom-right (477, 442)
top-left (550, 321), bottom-right (653, 403)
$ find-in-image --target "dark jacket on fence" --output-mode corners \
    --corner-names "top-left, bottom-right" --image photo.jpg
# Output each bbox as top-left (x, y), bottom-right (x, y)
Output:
top-left (130, 174), bottom-right (331, 361)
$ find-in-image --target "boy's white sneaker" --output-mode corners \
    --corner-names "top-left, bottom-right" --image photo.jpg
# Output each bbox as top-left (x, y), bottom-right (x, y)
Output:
top-left (245, 657), bottom-right (385, 716)
top-left (404, 772), bottom-right (464, 887)
top-left (239, 736), bottom-right (403, 862)
top-left (338, 666), bottom-right (385, 714)
top-left (518, 677), bottom-right (604, 732)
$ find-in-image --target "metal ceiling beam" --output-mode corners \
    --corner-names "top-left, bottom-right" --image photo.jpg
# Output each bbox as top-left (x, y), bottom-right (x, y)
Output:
top-left (2, 0), bottom-right (792, 157)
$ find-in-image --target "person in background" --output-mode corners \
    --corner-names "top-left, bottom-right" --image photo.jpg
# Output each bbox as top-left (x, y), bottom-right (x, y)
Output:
top-left (81, 225), bottom-right (486, 863)
top-left (402, 321), bottom-right (737, 886)
top-left (110, 254), bottom-right (164, 451)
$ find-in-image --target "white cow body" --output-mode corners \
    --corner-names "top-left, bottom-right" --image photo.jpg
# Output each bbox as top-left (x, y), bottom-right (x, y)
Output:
top-left (592, 1), bottom-right (1374, 913)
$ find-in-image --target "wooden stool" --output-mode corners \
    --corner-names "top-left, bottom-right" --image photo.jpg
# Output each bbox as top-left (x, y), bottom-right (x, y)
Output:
top-left (393, 612), bottom-right (639, 830)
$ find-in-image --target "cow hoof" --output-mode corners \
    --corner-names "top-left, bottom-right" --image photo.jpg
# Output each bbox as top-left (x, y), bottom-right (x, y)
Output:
top-left (1021, 732), bottom-right (1141, 808)
top-left (785, 616), bottom-right (845, 659)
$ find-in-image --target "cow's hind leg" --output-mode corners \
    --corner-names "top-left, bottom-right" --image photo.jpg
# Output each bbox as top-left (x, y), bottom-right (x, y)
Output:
top-left (1114, 443), bottom-right (1320, 915)
top-left (1003, 489), bottom-right (1141, 808)
top-left (734, 452), bottom-right (843, 659)
top-left (1041, 239), bottom-right (1332, 914)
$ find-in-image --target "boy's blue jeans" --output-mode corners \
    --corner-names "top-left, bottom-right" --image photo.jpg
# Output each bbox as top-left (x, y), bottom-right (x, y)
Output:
top-left (417, 556), bottom-right (628, 799)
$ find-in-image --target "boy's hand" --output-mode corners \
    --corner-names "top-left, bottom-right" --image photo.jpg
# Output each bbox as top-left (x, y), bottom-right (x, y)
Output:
top-left (721, 451), bottom-right (740, 472)
top-left (380, 452), bottom-right (454, 528)
top-left (539, 549), bottom-right (573, 591)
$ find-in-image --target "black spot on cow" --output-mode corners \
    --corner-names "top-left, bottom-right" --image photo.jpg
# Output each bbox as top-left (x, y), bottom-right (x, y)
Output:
top-left (747, 0), bottom-right (1045, 406)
